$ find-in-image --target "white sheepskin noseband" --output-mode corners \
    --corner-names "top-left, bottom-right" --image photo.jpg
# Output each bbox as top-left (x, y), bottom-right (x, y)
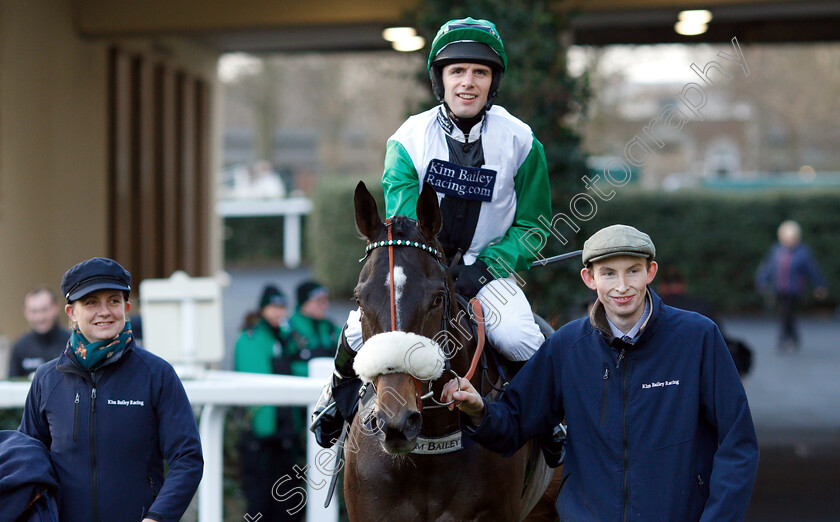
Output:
top-left (353, 331), bottom-right (445, 383)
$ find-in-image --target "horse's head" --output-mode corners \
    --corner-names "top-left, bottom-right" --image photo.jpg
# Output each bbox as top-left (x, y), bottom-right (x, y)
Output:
top-left (351, 181), bottom-right (458, 454)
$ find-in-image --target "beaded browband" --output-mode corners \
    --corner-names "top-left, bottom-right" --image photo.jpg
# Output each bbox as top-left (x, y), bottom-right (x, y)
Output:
top-left (361, 239), bottom-right (443, 262)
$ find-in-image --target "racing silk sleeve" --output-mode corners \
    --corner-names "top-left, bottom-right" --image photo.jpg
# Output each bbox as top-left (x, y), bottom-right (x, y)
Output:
top-left (463, 333), bottom-right (564, 456)
top-left (146, 364), bottom-right (204, 521)
top-left (698, 326), bottom-right (759, 522)
top-left (383, 139), bottom-right (420, 219)
top-left (477, 135), bottom-right (551, 276)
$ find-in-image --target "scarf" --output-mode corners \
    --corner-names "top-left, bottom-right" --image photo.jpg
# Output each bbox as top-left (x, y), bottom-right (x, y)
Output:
top-left (70, 320), bottom-right (133, 370)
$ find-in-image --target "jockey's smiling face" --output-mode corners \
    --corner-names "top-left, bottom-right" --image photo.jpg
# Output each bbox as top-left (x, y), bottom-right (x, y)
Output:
top-left (581, 256), bottom-right (658, 333)
top-left (442, 62), bottom-right (492, 119)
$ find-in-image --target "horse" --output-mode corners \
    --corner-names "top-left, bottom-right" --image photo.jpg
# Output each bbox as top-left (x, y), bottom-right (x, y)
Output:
top-left (341, 181), bottom-right (559, 521)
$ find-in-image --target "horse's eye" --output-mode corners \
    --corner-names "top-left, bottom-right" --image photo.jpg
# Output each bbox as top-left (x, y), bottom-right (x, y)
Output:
top-left (432, 294), bottom-right (444, 308)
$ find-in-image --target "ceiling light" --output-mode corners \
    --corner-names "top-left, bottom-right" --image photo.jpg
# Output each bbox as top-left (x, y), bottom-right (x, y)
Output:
top-left (675, 9), bottom-right (712, 36)
top-left (391, 36), bottom-right (426, 52)
top-left (675, 20), bottom-right (708, 36)
top-left (382, 27), bottom-right (417, 42)
top-left (679, 10), bottom-right (713, 24)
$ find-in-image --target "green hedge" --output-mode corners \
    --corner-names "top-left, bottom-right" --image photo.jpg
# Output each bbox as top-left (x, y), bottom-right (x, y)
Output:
top-left (223, 216), bottom-right (287, 266)
top-left (310, 180), bottom-right (840, 322)
top-left (309, 176), bottom-right (384, 297)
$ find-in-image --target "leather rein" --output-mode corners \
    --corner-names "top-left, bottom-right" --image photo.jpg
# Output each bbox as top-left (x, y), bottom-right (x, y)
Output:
top-left (363, 218), bottom-right (486, 412)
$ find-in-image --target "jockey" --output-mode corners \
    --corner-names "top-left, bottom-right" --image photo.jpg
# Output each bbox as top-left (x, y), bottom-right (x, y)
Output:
top-left (311, 17), bottom-right (552, 447)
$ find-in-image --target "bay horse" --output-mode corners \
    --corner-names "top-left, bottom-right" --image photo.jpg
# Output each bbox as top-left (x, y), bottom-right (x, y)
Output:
top-left (342, 181), bottom-right (558, 521)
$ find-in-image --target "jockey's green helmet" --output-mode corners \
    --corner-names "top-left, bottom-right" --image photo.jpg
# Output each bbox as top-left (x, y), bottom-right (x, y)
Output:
top-left (427, 18), bottom-right (507, 106)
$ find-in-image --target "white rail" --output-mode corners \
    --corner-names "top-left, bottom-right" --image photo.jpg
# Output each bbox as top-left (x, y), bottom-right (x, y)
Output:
top-left (0, 361), bottom-right (339, 522)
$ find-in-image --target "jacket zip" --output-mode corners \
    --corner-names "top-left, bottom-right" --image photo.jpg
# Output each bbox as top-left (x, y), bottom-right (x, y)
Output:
top-left (73, 392), bottom-right (80, 442)
top-left (90, 371), bottom-right (100, 522)
top-left (600, 367), bottom-right (610, 427)
top-left (620, 350), bottom-right (630, 522)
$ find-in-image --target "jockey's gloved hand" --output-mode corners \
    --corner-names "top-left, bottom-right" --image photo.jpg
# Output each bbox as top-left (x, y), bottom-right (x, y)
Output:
top-left (452, 259), bottom-right (493, 298)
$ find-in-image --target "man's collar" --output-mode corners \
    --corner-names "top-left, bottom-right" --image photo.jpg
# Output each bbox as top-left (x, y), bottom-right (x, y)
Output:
top-left (606, 293), bottom-right (651, 342)
top-left (590, 289), bottom-right (654, 345)
top-left (435, 105), bottom-right (484, 142)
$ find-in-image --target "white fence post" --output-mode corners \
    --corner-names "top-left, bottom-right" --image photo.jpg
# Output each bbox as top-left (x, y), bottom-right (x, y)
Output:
top-left (306, 358), bottom-right (339, 522)
top-left (198, 403), bottom-right (227, 522)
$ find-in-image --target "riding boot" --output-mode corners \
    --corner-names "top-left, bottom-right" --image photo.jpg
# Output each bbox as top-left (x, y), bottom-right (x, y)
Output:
top-left (310, 327), bottom-right (362, 448)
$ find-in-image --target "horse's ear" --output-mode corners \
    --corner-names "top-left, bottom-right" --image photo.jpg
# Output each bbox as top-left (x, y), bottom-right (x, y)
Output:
top-left (416, 183), bottom-right (441, 240)
top-left (355, 181), bottom-right (383, 241)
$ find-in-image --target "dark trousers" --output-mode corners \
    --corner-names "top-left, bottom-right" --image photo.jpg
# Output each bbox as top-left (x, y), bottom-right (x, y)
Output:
top-left (777, 293), bottom-right (800, 348)
top-left (239, 431), bottom-right (305, 521)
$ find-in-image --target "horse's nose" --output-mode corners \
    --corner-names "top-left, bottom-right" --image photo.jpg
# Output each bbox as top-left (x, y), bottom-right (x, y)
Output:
top-left (403, 410), bottom-right (422, 439)
top-left (377, 409), bottom-right (422, 441)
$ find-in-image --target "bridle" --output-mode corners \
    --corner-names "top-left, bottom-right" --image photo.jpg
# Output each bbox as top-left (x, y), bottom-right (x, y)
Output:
top-left (361, 218), bottom-right (486, 412)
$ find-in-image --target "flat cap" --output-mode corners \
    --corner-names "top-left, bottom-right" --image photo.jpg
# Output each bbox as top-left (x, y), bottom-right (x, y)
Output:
top-left (582, 224), bottom-right (655, 265)
top-left (61, 257), bottom-right (131, 302)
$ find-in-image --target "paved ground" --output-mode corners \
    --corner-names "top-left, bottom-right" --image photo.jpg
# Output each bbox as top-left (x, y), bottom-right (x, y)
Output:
top-left (725, 314), bottom-right (840, 521)
top-left (223, 267), bottom-right (840, 520)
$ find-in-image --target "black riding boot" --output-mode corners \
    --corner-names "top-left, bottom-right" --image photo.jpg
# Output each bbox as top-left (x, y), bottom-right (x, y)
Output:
top-left (310, 327), bottom-right (362, 448)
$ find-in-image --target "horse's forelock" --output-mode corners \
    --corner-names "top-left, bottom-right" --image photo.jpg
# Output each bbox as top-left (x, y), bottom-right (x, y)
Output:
top-left (387, 216), bottom-right (444, 260)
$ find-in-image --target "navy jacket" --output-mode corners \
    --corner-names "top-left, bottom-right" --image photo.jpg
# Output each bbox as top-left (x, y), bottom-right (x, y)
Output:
top-left (466, 290), bottom-right (759, 521)
top-left (755, 243), bottom-right (825, 296)
top-left (20, 341), bottom-right (203, 522)
top-left (0, 430), bottom-right (59, 521)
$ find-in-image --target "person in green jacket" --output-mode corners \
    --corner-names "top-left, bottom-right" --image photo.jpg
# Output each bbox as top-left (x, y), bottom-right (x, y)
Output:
top-left (287, 281), bottom-right (341, 378)
top-left (234, 284), bottom-right (301, 521)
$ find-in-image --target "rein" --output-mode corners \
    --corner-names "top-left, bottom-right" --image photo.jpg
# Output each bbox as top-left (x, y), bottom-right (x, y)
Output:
top-left (364, 223), bottom-right (486, 411)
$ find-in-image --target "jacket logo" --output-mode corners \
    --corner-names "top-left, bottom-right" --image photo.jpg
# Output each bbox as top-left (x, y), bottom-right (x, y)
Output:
top-left (107, 399), bottom-right (145, 406)
top-left (424, 159), bottom-right (497, 202)
top-left (641, 380), bottom-right (679, 389)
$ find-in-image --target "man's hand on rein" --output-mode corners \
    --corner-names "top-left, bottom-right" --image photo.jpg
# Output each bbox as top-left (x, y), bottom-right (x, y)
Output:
top-left (441, 376), bottom-right (485, 426)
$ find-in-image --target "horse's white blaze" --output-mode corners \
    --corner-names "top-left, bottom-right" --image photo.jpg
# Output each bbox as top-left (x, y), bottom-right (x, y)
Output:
top-left (385, 265), bottom-right (407, 329)
top-left (353, 331), bottom-right (445, 383)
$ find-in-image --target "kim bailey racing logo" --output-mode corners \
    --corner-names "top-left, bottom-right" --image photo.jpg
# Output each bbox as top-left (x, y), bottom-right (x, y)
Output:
top-left (424, 159), bottom-right (497, 202)
top-left (107, 398), bottom-right (145, 406)
top-left (641, 380), bottom-right (679, 390)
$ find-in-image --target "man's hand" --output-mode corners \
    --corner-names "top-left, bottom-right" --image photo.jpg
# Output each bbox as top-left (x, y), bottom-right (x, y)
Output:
top-left (441, 376), bottom-right (484, 426)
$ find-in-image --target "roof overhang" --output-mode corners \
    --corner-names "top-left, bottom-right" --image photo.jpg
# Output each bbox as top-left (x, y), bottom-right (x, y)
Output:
top-left (74, 0), bottom-right (840, 52)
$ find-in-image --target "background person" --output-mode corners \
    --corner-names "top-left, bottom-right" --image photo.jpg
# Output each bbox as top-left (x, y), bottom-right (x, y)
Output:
top-left (8, 287), bottom-right (70, 379)
top-left (288, 280), bottom-right (341, 374)
top-left (19, 257), bottom-right (203, 522)
top-left (442, 224), bottom-right (759, 521)
top-left (234, 284), bottom-right (301, 521)
top-left (755, 219), bottom-right (828, 353)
